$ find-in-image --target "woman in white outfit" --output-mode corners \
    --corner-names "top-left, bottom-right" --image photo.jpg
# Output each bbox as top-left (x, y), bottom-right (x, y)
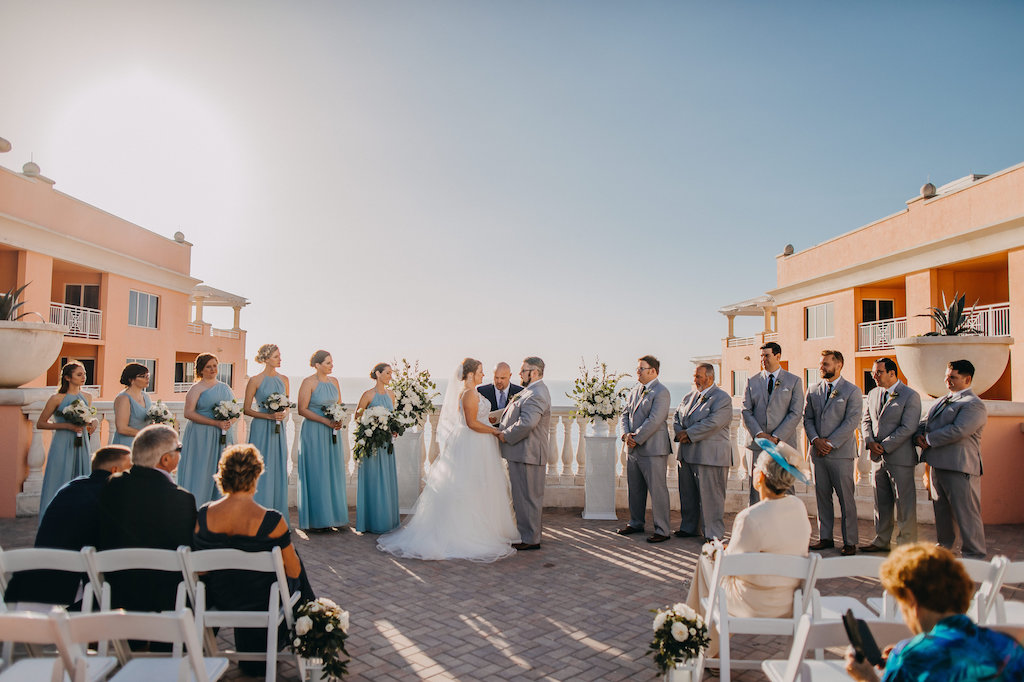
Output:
top-left (377, 357), bottom-right (521, 562)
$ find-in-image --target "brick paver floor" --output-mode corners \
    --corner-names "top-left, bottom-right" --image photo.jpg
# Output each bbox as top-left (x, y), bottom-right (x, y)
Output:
top-left (2, 509), bottom-right (1023, 680)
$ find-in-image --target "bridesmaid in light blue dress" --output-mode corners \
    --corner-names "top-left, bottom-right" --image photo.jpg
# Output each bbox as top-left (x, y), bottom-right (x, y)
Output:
top-left (36, 361), bottom-right (96, 518)
top-left (111, 363), bottom-right (151, 448)
top-left (245, 343), bottom-right (291, 520)
top-left (297, 350), bottom-right (349, 531)
top-left (179, 353), bottom-right (238, 507)
top-left (355, 362), bottom-right (400, 534)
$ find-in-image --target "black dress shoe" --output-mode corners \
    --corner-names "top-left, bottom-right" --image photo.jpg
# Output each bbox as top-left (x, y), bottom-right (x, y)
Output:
top-left (673, 529), bottom-right (700, 538)
top-left (809, 539), bottom-right (835, 551)
top-left (617, 526), bottom-right (643, 535)
top-left (858, 544), bottom-right (889, 553)
top-left (512, 543), bottom-right (541, 551)
top-left (646, 534), bottom-right (670, 543)
top-left (840, 545), bottom-right (857, 556)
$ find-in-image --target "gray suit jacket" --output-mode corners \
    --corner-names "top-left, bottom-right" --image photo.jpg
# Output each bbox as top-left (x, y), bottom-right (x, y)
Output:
top-left (803, 376), bottom-right (862, 460)
top-left (741, 369), bottom-right (804, 453)
top-left (916, 389), bottom-right (987, 476)
top-left (861, 382), bottom-right (921, 467)
top-left (620, 379), bottom-right (672, 457)
top-left (674, 384), bottom-right (733, 467)
top-left (499, 379), bottom-right (552, 466)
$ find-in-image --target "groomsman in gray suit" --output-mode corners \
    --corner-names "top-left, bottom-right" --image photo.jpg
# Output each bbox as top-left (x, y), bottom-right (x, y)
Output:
top-left (741, 342), bottom-right (804, 505)
top-left (860, 357), bottom-right (922, 552)
top-left (498, 356), bottom-right (552, 551)
top-left (617, 355), bottom-right (673, 543)
top-left (914, 359), bottom-right (988, 559)
top-left (805, 349), bottom-right (862, 555)
top-left (673, 363), bottom-right (733, 542)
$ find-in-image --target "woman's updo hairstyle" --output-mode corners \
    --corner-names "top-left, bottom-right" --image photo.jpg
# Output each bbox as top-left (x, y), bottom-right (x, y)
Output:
top-left (255, 344), bottom-right (279, 364)
top-left (754, 451), bottom-right (798, 495)
top-left (460, 358), bottom-right (482, 380)
top-left (196, 353), bottom-right (218, 375)
top-left (370, 362), bottom-right (390, 380)
top-left (214, 444), bottom-right (264, 494)
top-left (119, 362), bottom-right (149, 387)
top-left (309, 350), bottom-right (330, 368)
top-left (59, 360), bottom-right (86, 393)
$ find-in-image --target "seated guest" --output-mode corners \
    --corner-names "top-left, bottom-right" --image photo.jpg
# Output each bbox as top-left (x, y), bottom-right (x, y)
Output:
top-left (846, 543), bottom-right (1024, 681)
top-left (4, 446), bottom-right (132, 606)
top-left (97, 424), bottom-right (196, 614)
top-left (193, 444), bottom-right (311, 676)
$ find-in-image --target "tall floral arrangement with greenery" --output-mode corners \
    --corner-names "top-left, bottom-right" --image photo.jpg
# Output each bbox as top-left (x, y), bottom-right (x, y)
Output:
top-left (388, 359), bottom-right (437, 436)
top-left (290, 597), bottom-right (350, 679)
top-left (566, 359), bottom-right (629, 421)
top-left (648, 602), bottom-right (710, 674)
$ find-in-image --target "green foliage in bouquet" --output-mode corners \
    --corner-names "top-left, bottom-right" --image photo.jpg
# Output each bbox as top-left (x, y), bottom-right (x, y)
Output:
top-left (648, 602), bottom-right (710, 674)
top-left (566, 359), bottom-right (629, 421)
top-left (388, 358), bottom-right (438, 436)
top-left (290, 597), bottom-right (351, 680)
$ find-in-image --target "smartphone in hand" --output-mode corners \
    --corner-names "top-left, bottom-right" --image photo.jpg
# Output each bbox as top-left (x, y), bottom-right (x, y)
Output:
top-left (843, 609), bottom-right (883, 667)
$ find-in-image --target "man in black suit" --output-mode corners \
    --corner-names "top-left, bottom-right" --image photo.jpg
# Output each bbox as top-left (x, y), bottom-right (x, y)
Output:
top-left (478, 362), bottom-right (524, 419)
top-left (97, 424), bottom-right (197, 613)
top-left (4, 445), bottom-right (132, 606)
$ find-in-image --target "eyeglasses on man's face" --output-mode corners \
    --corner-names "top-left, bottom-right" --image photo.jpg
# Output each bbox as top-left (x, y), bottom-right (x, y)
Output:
top-left (637, 366), bottom-right (653, 372)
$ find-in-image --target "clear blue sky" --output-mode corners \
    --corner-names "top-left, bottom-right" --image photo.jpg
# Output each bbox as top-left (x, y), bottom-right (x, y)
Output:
top-left (2, 0), bottom-right (1023, 381)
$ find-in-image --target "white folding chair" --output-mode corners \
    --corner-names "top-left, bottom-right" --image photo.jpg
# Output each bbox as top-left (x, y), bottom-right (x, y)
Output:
top-left (62, 609), bottom-right (228, 682)
top-left (988, 557), bottom-right (1024, 625)
top-left (702, 552), bottom-right (819, 682)
top-left (762, 613), bottom-right (911, 682)
top-left (867, 556), bottom-right (1005, 624)
top-left (181, 547), bottom-right (299, 682)
top-left (810, 556), bottom-right (890, 622)
top-left (0, 609), bottom-right (116, 682)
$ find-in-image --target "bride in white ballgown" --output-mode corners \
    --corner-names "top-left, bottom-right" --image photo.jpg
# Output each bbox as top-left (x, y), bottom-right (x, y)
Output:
top-left (377, 358), bottom-right (521, 562)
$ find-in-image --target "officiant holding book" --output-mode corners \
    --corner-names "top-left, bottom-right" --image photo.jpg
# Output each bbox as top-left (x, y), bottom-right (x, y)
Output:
top-left (478, 362), bottom-right (524, 422)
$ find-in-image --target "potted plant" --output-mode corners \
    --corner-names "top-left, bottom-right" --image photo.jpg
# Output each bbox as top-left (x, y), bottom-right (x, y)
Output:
top-left (0, 282), bottom-right (69, 389)
top-left (648, 602), bottom-right (710, 681)
top-left (892, 292), bottom-right (1013, 397)
top-left (291, 597), bottom-right (351, 680)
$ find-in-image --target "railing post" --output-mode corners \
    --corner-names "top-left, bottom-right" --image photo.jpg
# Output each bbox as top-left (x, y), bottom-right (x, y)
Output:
top-left (546, 417), bottom-right (559, 475)
top-left (289, 411), bottom-right (302, 509)
top-left (575, 415), bottom-right (588, 471)
top-left (560, 414), bottom-right (574, 476)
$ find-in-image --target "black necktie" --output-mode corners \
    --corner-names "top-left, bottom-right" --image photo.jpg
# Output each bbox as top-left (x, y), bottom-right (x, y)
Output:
top-left (881, 390), bottom-right (888, 407)
top-left (767, 374), bottom-right (775, 396)
top-left (824, 383), bottom-right (833, 402)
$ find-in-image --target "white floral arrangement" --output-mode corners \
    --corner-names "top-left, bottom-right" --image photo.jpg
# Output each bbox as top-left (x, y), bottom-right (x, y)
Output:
top-left (290, 597), bottom-right (350, 679)
top-left (648, 602), bottom-right (711, 674)
top-left (566, 359), bottom-right (629, 421)
top-left (145, 400), bottom-right (177, 426)
top-left (321, 403), bottom-right (348, 445)
top-left (261, 392), bottom-right (296, 434)
top-left (388, 358), bottom-right (437, 436)
top-left (61, 398), bottom-right (96, 447)
top-left (352, 405), bottom-right (393, 462)
top-left (211, 398), bottom-right (242, 445)
top-left (700, 537), bottom-right (725, 563)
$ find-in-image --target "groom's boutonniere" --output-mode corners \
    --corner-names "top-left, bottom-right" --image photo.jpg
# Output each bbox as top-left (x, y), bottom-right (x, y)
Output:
top-left (942, 394), bottom-right (958, 408)
top-left (888, 390), bottom-right (899, 402)
top-left (829, 388), bottom-right (839, 401)
top-left (509, 392), bottom-right (524, 405)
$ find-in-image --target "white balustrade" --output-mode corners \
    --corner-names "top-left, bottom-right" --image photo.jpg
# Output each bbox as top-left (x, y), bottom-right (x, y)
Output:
top-left (49, 302), bottom-right (102, 339)
top-left (968, 302), bottom-right (1011, 336)
top-left (210, 327), bottom-right (240, 339)
top-left (726, 335), bottom-right (756, 348)
top-left (858, 316), bottom-right (908, 351)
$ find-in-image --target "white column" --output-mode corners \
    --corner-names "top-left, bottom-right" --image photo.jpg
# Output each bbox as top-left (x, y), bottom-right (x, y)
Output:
top-left (546, 418), bottom-right (559, 475)
top-left (575, 416), bottom-right (588, 472)
top-left (560, 414), bottom-right (574, 476)
top-left (394, 428), bottom-right (424, 514)
top-left (583, 432), bottom-right (618, 520)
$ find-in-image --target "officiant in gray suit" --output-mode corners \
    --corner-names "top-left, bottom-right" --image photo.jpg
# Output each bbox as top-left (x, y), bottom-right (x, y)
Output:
top-left (805, 349), bottom-right (862, 555)
top-left (617, 355), bottom-right (673, 543)
top-left (914, 359), bottom-right (988, 559)
top-left (741, 342), bottom-right (804, 505)
top-left (860, 357), bottom-right (922, 552)
top-left (673, 363), bottom-right (733, 542)
top-left (498, 356), bottom-right (552, 551)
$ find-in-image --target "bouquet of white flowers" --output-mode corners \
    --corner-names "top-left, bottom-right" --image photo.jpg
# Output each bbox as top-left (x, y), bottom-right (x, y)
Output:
top-left (648, 602), bottom-right (710, 674)
top-left (387, 359), bottom-right (437, 436)
top-left (212, 399), bottom-right (242, 446)
top-left (566, 359), bottom-right (629, 421)
top-left (700, 537), bottom-right (725, 563)
top-left (352, 405), bottom-right (392, 462)
top-left (61, 398), bottom-right (96, 447)
top-left (145, 400), bottom-right (176, 426)
top-left (261, 392), bottom-right (295, 434)
top-left (290, 597), bottom-right (350, 680)
top-left (321, 403), bottom-right (348, 444)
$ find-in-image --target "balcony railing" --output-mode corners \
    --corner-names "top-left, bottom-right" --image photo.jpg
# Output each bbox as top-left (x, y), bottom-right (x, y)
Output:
top-left (968, 302), bottom-right (1011, 336)
top-left (858, 316), bottom-right (907, 352)
top-left (726, 336), bottom-right (756, 347)
top-left (186, 322), bottom-right (203, 335)
top-left (173, 382), bottom-right (194, 393)
top-left (49, 302), bottom-right (102, 339)
top-left (210, 327), bottom-right (240, 339)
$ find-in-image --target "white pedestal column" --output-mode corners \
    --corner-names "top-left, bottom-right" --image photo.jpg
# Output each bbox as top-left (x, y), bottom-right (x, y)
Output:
top-left (583, 433), bottom-right (618, 520)
top-left (393, 429), bottom-right (424, 514)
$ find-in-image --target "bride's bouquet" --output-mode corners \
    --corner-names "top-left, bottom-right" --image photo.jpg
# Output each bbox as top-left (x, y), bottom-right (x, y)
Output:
top-left (566, 359), bottom-right (629, 421)
top-left (61, 398), bottom-right (96, 447)
top-left (388, 359), bottom-right (438, 437)
top-left (321, 403), bottom-right (348, 444)
top-left (145, 400), bottom-right (176, 426)
top-left (352, 405), bottom-right (393, 462)
top-left (261, 392), bottom-right (295, 434)
top-left (212, 398), bottom-right (242, 446)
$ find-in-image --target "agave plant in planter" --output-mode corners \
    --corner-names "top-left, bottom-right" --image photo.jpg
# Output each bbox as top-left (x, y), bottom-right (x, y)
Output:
top-left (919, 292), bottom-right (980, 336)
top-left (0, 282), bottom-right (69, 389)
top-left (0, 283), bottom-right (35, 321)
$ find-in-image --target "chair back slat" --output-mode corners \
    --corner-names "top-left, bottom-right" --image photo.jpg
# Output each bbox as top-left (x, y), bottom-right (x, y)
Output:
top-left (814, 556), bottom-right (886, 580)
top-left (715, 553), bottom-right (817, 581)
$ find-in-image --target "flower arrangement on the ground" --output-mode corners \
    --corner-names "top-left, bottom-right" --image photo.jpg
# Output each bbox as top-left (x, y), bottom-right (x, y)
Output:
top-left (290, 597), bottom-right (350, 680)
top-left (566, 359), bottom-right (629, 421)
top-left (352, 405), bottom-right (392, 462)
top-left (388, 358), bottom-right (437, 436)
top-left (212, 398), bottom-right (242, 445)
top-left (322, 403), bottom-right (348, 444)
top-left (648, 602), bottom-right (710, 674)
top-left (145, 400), bottom-right (176, 426)
top-left (261, 392), bottom-right (296, 434)
top-left (61, 398), bottom-right (96, 447)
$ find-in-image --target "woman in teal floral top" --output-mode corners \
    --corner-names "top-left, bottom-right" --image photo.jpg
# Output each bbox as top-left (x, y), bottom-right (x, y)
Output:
top-left (846, 543), bottom-right (1024, 681)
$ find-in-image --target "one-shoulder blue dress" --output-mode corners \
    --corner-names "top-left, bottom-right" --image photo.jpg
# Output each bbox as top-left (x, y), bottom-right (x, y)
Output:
top-left (111, 391), bottom-right (151, 447)
top-left (179, 381), bottom-right (236, 507)
top-left (356, 392), bottom-right (400, 534)
top-left (297, 381), bottom-right (349, 529)
top-left (39, 392), bottom-right (92, 519)
top-left (249, 375), bottom-right (290, 520)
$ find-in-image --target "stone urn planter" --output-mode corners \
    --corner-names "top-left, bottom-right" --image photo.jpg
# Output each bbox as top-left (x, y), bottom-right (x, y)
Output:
top-left (0, 321), bottom-right (68, 388)
top-left (892, 335), bottom-right (1013, 398)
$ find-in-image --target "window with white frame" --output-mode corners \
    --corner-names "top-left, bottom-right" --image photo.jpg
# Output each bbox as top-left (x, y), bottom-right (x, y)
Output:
top-left (126, 358), bottom-right (156, 392)
top-left (805, 302), bottom-right (834, 339)
top-left (128, 290), bottom-right (159, 328)
top-left (805, 368), bottom-right (820, 392)
top-left (732, 370), bottom-right (749, 397)
top-left (217, 362), bottom-right (233, 388)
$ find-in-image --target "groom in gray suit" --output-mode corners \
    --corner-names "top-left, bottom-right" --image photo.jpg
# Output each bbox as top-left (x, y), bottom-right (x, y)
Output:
top-left (617, 355), bottom-right (673, 543)
top-left (498, 356), bottom-right (552, 551)
top-left (860, 357), bottom-right (922, 551)
top-left (914, 359), bottom-right (988, 559)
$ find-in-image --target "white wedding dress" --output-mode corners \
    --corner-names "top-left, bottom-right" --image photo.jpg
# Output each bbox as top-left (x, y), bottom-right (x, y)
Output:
top-left (376, 392), bottom-right (521, 562)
